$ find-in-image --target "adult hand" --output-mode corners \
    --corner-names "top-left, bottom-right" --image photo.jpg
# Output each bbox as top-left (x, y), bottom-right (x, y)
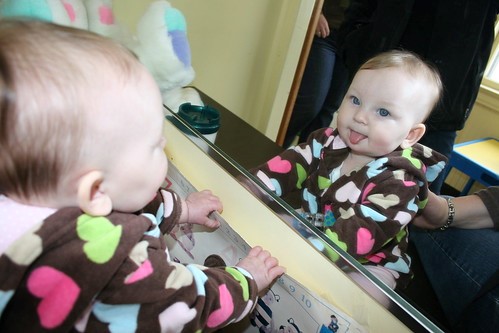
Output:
top-left (315, 13), bottom-right (330, 38)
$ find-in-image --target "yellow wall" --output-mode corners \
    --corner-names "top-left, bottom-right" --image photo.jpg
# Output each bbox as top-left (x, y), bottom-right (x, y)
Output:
top-left (114, 0), bottom-right (316, 141)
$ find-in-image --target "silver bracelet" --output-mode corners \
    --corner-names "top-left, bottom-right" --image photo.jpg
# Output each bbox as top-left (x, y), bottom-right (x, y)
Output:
top-left (439, 198), bottom-right (455, 231)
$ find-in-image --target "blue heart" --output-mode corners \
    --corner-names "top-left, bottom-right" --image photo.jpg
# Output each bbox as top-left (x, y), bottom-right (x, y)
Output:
top-left (406, 197), bottom-right (418, 213)
top-left (385, 258), bottom-right (410, 274)
top-left (0, 290), bottom-right (14, 317)
top-left (270, 178), bottom-right (282, 197)
top-left (93, 302), bottom-right (140, 333)
top-left (426, 161), bottom-right (446, 182)
top-left (360, 205), bottom-right (387, 222)
top-left (302, 189), bottom-right (318, 214)
top-left (312, 139), bottom-right (323, 158)
top-left (366, 158), bottom-right (388, 178)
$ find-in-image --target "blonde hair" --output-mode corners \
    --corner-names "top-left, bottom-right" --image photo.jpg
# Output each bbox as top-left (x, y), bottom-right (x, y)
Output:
top-left (0, 19), bottom-right (141, 200)
top-left (359, 50), bottom-right (443, 116)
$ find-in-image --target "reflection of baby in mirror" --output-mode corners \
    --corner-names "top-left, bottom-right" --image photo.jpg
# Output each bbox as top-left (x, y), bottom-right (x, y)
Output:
top-left (252, 50), bottom-right (447, 289)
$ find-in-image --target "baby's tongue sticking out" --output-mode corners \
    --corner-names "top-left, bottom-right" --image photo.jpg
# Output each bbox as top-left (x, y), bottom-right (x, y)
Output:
top-left (350, 130), bottom-right (367, 144)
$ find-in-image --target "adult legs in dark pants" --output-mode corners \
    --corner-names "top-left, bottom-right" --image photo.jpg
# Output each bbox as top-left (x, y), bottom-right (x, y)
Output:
top-left (283, 35), bottom-right (337, 148)
top-left (297, 58), bottom-right (349, 144)
top-left (410, 226), bottom-right (499, 332)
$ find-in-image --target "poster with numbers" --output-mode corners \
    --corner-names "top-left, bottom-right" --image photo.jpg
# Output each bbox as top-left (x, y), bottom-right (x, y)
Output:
top-left (164, 164), bottom-right (366, 333)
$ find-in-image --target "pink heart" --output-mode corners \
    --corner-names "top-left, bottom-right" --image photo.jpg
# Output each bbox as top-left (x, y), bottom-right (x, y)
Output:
top-left (27, 266), bottom-right (80, 329)
top-left (366, 252), bottom-right (386, 264)
top-left (62, 2), bottom-right (76, 22)
top-left (99, 5), bottom-right (115, 25)
top-left (267, 156), bottom-right (292, 174)
top-left (356, 228), bottom-right (375, 255)
top-left (207, 284), bottom-right (234, 327)
top-left (332, 135), bottom-right (347, 149)
top-left (125, 259), bottom-right (153, 284)
top-left (361, 182), bottom-right (376, 203)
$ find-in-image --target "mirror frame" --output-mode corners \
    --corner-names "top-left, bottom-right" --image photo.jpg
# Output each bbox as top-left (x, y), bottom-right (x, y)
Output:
top-left (276, 0), bottom-right (324, 146)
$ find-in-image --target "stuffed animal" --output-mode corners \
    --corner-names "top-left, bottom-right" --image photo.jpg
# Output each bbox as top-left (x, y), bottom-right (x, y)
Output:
top-left (0, 0), bottom-right (203, 112)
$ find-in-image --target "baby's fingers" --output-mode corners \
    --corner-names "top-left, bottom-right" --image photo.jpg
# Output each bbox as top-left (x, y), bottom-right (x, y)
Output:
top-left (268, 265), bottom-right (286, 281)
top-left (247, 245), bottom-right (263, 257)
top-left (264, 255), bottom-right (285, 279)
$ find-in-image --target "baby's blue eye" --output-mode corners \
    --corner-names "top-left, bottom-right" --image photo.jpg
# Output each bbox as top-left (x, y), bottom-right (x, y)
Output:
top-left (377, 108), bottom-right (390, 117)
top-left (351, 96), bottom-right (360, 105)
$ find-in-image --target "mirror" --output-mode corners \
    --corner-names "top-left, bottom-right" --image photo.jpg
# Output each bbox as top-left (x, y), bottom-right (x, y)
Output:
top-left (158, 1), bottom-right (446, 331)
top-left (164, 102), bottom-right (444, 333)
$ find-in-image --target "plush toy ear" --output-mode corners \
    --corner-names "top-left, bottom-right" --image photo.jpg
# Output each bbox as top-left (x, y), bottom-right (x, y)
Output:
top-left (77, 170), bottom-right (113, 216)
top-left (136, 1), bottom-right (195, 88)
top-left (400, 123), bottom-right (426, 149)
top-left (135, 1), bottom-right (201, 111)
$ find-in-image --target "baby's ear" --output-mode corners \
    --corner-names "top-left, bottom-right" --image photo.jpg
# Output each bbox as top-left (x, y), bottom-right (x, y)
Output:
top-left (77, 170), bottom-right (112, 216)
top-left (401, 123), bottom-right (426, 149)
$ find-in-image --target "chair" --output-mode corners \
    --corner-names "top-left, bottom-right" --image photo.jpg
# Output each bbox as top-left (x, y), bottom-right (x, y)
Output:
top-left (443, 137), bottom-right (499, 195)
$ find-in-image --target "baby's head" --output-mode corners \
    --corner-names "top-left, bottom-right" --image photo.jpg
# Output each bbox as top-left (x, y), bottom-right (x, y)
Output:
top-left (337, 50), bottom-right (442, 157)
top-left (0, 19), bottom-right (167, 216)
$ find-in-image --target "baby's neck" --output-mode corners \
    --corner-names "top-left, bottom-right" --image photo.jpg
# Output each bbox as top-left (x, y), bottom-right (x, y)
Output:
top-left (341, 152), bottom-right (374, 176)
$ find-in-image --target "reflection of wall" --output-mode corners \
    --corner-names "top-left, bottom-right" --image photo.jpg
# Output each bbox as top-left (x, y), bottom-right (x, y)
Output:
top-left (115, 0), bottom-right (316, 141)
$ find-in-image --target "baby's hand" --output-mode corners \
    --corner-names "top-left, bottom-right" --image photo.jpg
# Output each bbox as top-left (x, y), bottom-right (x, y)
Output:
top-left (237, 246), bottom-right (286, 293)
top-left (181, 190), bottom-right (222, 228)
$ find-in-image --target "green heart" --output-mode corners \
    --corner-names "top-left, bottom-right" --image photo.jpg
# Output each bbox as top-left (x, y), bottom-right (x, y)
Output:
top-left (402, 148), bottom-right (422, 169)
top-left (226, 267), bottom-right (250, 301)
top-left (418, 197), bottom-right (428, 209)
top-left (395, 228), bottom-right (407, 242)
top-left (324, 230), bottom-right (348, 262)
top-left (77, 214), bottom-right (122, 264)
top-left (318, 175), bottom-right (332, 190)
top-left (296, 163), bottom-right (307, 189)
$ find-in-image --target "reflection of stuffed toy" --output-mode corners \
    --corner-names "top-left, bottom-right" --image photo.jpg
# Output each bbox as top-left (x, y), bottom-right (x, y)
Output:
top-left (0, 0), bottom-right (203, 111)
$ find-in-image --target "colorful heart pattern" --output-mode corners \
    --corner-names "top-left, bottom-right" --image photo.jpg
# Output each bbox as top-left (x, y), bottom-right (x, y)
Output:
top-left (251, 126), bottom-right (447, 287)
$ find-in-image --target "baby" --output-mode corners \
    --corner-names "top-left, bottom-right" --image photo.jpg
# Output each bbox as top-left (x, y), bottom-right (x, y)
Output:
top-left (252, 50), bottom-right (447, 289)
top-left (0, 19), bottom-right (284, 332)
